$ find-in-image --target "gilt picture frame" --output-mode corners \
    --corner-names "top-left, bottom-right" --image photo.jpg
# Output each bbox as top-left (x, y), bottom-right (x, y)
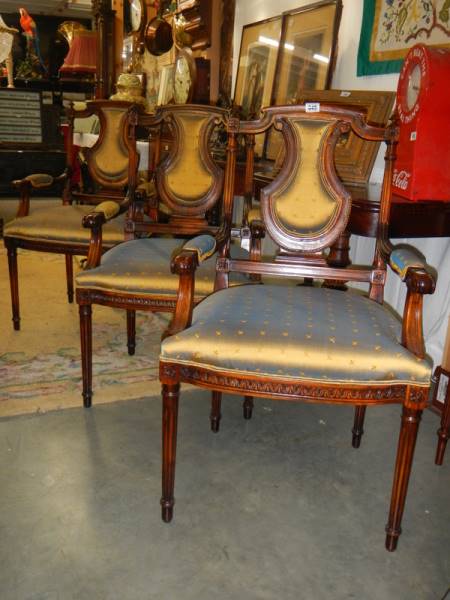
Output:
top-left (273, 89), bottom-right (396, 186)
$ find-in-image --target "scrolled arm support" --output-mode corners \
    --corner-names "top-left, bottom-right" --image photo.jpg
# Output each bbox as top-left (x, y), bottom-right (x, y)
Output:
top-left (81, 200), bottom-right (121, 269)
top-left (402, 269), bottom-right (436, 358)
top-left (163, 250), bottom-right (200, 339)
top-left (386, 245), bottom-right (437, 358)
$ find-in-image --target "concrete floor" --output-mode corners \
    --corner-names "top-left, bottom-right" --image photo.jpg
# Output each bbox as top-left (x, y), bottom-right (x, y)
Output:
top-left (0, 392), bottom-right (449, 600)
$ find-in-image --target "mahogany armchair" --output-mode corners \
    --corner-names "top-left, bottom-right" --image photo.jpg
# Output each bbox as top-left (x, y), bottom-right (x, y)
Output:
top-left (3, 100), bottom-right (141, 331)
top-left (75, 104), bottom-right (248, 408)
top-left (159, 105), bottom-right (436, 551)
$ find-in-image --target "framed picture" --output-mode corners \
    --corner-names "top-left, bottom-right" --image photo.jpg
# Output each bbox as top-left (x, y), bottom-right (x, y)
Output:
top-left (234, 16), bottom-right (282, 119)
top-left (234, 16), bottom-right (282, 156)
top-left (358, 0), bottom-right (450, 76)
top-left (266, 0), bottom-right (342, 159)
top-left (157, 64), bottom-right (175, 105)
top-left (274, 89), bottom-right (395, 186)
top-left (143, 44), bottom-right (176, 111)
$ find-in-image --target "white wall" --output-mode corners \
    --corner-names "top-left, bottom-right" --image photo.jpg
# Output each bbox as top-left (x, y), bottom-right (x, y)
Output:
top-left (234, 0), bottom-right (450, 367)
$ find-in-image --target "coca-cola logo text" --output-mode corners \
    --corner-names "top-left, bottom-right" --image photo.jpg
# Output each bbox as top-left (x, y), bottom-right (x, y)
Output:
top-left (393, 169), bottom-right (411, 190)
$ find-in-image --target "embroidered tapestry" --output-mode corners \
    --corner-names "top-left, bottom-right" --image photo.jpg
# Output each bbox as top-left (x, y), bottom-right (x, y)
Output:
top-left (358, 0), bottom-right (450, 76)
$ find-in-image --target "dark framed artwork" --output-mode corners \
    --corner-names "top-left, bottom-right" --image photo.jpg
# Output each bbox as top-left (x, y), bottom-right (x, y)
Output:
top-left (234, 16), bottom-right (282, 156)
top-left (234, 15), bottom-right (282, 119)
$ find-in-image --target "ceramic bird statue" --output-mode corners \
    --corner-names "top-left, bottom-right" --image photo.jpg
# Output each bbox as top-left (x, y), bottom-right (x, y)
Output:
top-left (19, 7), bottom-right (47, 74)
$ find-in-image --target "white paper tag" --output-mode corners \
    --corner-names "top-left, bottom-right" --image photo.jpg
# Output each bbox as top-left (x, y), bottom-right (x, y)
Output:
top-left (410, 131), bottom-right (417, 141)
top-left (241, 237), bottom-right (250, 252)
top-left (340, 91), bottom-right (351, 97)
top-left (305, 102), bottom-right (320, 113)
top-left (437, 373), bottom-right (449, 403)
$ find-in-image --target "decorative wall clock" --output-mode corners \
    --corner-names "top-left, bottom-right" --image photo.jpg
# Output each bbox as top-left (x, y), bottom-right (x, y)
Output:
top-left (173, 48), bottom-right (196, 103)
top-left (124, 0), bottom-right (146, 58)
top-left (130, 0), bottom-right (144, 32)
top-left (393, 43), bottom-right (450, 201)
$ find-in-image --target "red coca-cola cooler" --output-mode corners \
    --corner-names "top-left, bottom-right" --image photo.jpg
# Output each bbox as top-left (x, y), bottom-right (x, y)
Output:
top-left (393, 43), bottom-right (450, 201)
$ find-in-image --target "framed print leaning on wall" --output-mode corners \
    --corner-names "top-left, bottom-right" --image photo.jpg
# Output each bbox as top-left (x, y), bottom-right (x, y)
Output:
top-left (234, 15), bottom-right (282, 157)
top-left (234, 15), bottom-right (282, 120)
top-left (266, 0), bottom-right (342, 159)
top-left (272, 0), bottom-right (342, 105)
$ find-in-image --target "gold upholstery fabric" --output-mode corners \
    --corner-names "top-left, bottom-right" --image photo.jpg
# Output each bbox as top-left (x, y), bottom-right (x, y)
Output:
top-left (93, 200), bottom-right (120, 220)
top-left (75, 238), bottom-right (247, 300)
top-left (4, 205), bottom-right (125, 244)
top-left (274, 119), bottom-right (338, 236)
top-left (25, 174), bottom-right (54, 188)
top-left (161, 284), bottom-right (431, 386)
top-left (247, 207), bottom-right (262, 223)
top-left (164, 114), bottom-right (214, 202)
top-left (137, 180), bottom-right (156, 197)
top-left (89, 107), bottom-right (129, 183)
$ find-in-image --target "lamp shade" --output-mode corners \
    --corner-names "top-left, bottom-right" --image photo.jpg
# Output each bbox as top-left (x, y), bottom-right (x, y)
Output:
top-left (59, 29), bottom-right (96, 75)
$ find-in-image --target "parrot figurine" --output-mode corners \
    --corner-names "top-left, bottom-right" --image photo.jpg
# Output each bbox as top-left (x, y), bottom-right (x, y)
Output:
top-left (18, 7), bottom-right (47, 76)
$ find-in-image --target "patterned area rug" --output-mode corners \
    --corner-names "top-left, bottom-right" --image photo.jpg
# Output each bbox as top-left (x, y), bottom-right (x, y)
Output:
top-left (0, 248), bottom-right (168, 417)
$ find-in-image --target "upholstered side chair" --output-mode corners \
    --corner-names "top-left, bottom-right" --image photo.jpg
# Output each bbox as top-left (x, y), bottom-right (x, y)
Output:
top-left (159, 105), bottom-right (437, 551)
top-left (3, 100), bottom-right (141, 331)
top-left (75, 104), bottom-right (248, 408)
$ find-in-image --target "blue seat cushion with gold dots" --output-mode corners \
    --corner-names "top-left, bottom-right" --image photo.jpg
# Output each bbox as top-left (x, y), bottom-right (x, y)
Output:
top-left (75, 238), bottom-right (248, 300)
top-left (160, 284), bottom-right (432, 386)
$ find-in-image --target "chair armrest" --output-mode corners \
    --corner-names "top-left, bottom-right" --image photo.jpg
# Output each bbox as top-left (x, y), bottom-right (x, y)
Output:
top-left (389, 246), bottom-right (435, 281)
top-left (93, 200), bottom-right (121, 220)
top-left (12, 171), bottom-right (69, 217)
top-left (163, 235), bottom-right (218, 339)
top-left (183, 234), bottom-right (217, 263)
top-left (387, 244), bottom-right (436, 358)
top-left (132, 180), bottom-right (158, 222)
top-left (81, 200), bottom-right (122, 269)
top-left (12, 173), bottom-right (54, 189)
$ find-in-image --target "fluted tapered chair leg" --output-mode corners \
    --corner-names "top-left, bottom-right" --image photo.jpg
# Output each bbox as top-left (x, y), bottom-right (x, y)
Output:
top-left (65, 254), bottom-right (74, 303)
top-left (79, 303), bottom-right (93, 408)
top-left (161, 382), bottom-right (180, 522)
top-left (385, 406), bottom-right (422, 551)
top-left (243, 396), bottom-right (254, 420)
top-left (210, 391), bottom-right (222, 432)
top-left (127, 309), bottom-right (136, 355)
top-left (6, 244), bottom-right (20, 330)
top-left (352, 405), bottom-right (366, 448)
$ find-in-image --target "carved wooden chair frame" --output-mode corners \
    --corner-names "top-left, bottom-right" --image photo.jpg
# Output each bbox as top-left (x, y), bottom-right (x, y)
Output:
top-left (159, 105), bottom-right (436, 551)
top-left (4, 100), bottom-right (141, 331)
top-left (76, 104), bottom-right (233, 408)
